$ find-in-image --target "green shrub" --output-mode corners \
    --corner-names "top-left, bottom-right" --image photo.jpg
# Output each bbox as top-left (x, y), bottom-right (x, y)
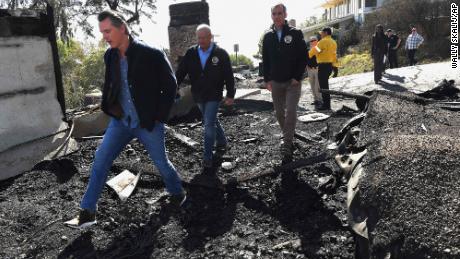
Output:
top-left (337, 53), bottom-right (373, 76)
top-left (57, 39), bottom-right (106, 109)
top-left (229, 54), bottom-right (254, 69)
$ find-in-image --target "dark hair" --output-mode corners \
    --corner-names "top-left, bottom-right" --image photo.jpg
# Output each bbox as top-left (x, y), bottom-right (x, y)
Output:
top-left (271, 3), bottom-right (287, 13)
top-left (375, 24), bottom-right (385, 38)
top-left (322, 27), bottom-right (332, 35)
top-left (97, 10), bottom-right (129, 35)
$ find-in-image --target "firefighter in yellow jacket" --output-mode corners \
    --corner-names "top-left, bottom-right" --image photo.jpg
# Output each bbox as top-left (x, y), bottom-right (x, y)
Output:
top-left (308, 27), bottom-right (337, 110)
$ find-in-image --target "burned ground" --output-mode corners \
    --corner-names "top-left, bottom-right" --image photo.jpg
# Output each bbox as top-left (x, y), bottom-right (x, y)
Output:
top-left (0, 99), bottom-right (357, 258)
top-left (353, 91), bottom-right (460, 258)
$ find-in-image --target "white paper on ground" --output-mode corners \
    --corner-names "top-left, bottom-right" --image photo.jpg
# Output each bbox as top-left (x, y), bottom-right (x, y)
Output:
top-left (106, 170), bottom-right (141, 201)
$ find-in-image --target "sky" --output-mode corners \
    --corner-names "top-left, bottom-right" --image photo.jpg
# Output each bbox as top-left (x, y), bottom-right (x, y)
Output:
top-left (82, 0), bottom-right (323, 60)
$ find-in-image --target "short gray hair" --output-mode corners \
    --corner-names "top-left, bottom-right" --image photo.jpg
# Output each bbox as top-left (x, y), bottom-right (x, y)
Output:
top-left (196, 24), bottom-right (212, 34)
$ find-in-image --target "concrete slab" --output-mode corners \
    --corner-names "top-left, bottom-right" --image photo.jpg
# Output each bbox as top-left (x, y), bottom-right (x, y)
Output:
top-left (169, 85), bottom-right (195, 119)
top-left (72, 110), bottom-right (110, 138)
top-left (0, 127), bottom-right (79, 180)
top-left (302, 62), bottom-right (460, 111)
top-left (0, 37), bottom-right (65, 153)
top-left (329, 61), bottom-right (460, 94)
top-left (234, 88), bottom-right (261, 99)
top-left (0, 12), bottom-right (73, 181)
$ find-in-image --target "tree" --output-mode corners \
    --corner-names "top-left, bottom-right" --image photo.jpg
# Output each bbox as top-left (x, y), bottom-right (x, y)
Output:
top-left (229, 54), bottom-right (254, 69)
top-left (300, 16), bottom-right (319, 29)
top-left (253, 34), bottom-right (264, 60)
top-left (57, 39), bottom-right (106, 108)
top-left (74, 41), bottom-right (106, 94)
top-left (57, 39), bottom-right (85, 108)
top-left (0, 0), bottom-right (157, 41)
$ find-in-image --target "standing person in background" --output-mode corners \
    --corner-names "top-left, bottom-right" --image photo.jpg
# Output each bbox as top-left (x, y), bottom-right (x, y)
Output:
top-left (405, 26), bottom-right (424, 66)
top-left (306, 36), bottom-right (322, 109)
top-left (262, 3), bottom-right (307, 163)
top-left (387, 29), bottom-right (401, 68)
top-left (308, 27), bottom-right (337, 111)
top-left (175, 24), bottom-right (235, 169)
top-left (382, 30), bottom-right (388, 73)
top-left (371, 24), bottom-right (388, 84)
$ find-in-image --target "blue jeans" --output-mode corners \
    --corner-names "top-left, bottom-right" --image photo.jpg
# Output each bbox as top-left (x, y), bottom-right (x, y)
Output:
top-left (80, 118), bottom-right (183, 212)
top-left (197, 101), bottom-right (227, 162)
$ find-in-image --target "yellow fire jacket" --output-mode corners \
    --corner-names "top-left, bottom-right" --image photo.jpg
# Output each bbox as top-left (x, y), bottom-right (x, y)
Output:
top-left (308, 35), bottom-right (337, 64)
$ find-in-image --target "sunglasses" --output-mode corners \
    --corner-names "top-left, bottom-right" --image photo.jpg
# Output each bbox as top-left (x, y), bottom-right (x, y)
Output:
top-left (272, 12), bottom-right (284, 15)
top-left (310, 40), bottom-right (317, 42)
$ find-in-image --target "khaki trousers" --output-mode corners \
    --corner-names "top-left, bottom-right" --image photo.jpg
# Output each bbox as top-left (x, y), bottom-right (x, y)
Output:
top-left (271, 80), bottom-right (301, 145)
top-left (307, 67), bottom-right (322, 103)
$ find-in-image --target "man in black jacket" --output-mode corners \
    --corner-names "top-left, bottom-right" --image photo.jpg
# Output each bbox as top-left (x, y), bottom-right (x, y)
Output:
top-left (372, 24), bottom-right (388, 84)
top-left (262, 3), bottom-right (307, 163)
top-left (386, 29), bottom-right (401, 68)
top-left (65, 10), bottom-right (187, 229)
top-left (176, 24), bottom-right (235, 169)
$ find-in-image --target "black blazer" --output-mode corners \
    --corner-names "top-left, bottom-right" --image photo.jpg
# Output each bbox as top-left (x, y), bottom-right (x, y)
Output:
top-left (175, 44), bottom-right (235, 103)
top-left (262, 22), bottom-right (307, 83)
top-left (101, 37), bottom-right (177, 130)
top-left (372, 33), bottom-right (389, 57)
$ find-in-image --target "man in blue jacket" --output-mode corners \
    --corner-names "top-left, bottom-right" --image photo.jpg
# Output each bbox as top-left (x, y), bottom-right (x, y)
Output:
top-left (65, 10), bottom-right (187, 229)
top-left (176, 24), bottom-right (235, 169)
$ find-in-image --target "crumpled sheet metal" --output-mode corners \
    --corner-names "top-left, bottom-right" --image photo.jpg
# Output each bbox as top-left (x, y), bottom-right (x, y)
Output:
top-left (331, 112), bottom-right (371, 247)
top-left (347, 163), bottom-right (368, 239)
top-left (335, 112), bottom-right (366, 143)
top-left (335, 148), bottom-right (367, 176)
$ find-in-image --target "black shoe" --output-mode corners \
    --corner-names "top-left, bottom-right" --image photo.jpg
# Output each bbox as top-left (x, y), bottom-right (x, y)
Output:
top-left (214, 144), bottom-right (227, 156)
top-left (169, 192), bottom-right (191, 210)
top-left (316, 105), bottom-right (331, 111)
top-left (311, 101), bottom-right (322, 106)
top-left (203, 159), bottom-right (213, 169)
top-left (313, 100), bottom-right (322, 106)
top-left (281, 154), bottom-right (293, 165)
top-left (281, 143), bottom-right (293, 164)
top-left (64, 209), bottom-right (97, 229)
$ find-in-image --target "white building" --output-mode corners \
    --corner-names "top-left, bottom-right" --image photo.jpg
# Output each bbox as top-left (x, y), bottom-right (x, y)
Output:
top-left (302, 0), bottom-right (388, 50)
top-left (322, 0), bottom-right (387, 24)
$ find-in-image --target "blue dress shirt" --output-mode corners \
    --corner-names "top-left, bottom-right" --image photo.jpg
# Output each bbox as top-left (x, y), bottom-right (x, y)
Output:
top-left (276, 30), bottom-right (282, 42)
top-left (198, 42), bottom-right (215, 69)
top-left (119, 57), bottom-right (140, 128)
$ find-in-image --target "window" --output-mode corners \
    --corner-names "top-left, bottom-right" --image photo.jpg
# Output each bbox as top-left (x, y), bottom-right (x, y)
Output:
top-left (365, 0), bottom-right (377, 7)
top-left (358, 0), bottom-right (362, 9)
top-left (347, 0), bottom-right (350, 14)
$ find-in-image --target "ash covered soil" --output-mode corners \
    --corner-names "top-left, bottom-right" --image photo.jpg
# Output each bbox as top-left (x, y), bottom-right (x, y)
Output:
top-left (356, 92), bottom-right (460, 258)
top-left (0, 99), bottom-right (358, 259)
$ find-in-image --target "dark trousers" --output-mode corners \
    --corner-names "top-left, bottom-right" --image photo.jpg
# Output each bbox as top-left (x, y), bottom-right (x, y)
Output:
top-left (407, 49), bottom-right (417, 66)
top-left (318, 63), bottom-right (333, 108)
top-left (373, 52), bottom-right (385, 83)
top-left (388, 49), bottom-right (398, 68)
